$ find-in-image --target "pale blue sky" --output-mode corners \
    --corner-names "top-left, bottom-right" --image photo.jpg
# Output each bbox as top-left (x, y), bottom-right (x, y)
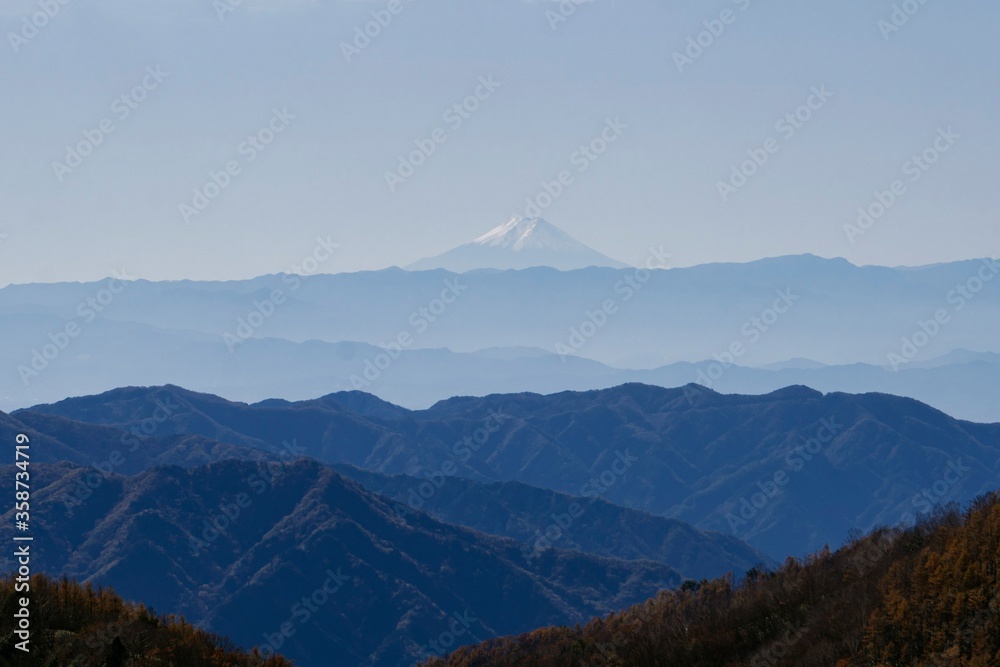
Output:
top-left (1, 0), bottom-right (997, 284)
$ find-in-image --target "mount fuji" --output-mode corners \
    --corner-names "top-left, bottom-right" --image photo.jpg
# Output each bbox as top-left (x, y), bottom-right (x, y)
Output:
top-left (407, 217), bottom-right (630, 272)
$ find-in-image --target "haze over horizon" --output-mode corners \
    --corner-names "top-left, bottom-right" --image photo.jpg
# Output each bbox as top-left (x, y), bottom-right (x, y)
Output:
top-left (3, 0), bottom-right (999, 285)
top-left (1, 213), bottom-right (997, 288)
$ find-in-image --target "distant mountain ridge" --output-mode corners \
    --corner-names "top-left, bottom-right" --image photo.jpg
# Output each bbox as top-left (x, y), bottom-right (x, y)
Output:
top-left (1, 394), bottom-right (763, 579)
top-left (3, 254), bottom-right (1000, 418)
top-left (8, 380), bottom-right (1000, 663)
top-left (21, 382), bottom-right (1000, 560)
top-left (2, 393), bottom-right (781, 665)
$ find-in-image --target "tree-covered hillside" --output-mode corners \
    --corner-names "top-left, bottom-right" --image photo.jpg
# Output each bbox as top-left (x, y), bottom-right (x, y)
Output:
top-left (0, 573), bottom-right (293, 666)
top-left (423, 493), bottom-right (1000, 666)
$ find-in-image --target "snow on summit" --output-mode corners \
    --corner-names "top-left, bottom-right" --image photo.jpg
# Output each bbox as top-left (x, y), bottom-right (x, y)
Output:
top-left (407, 217), bottom-right (629, 272)
top-left (473, 218), bottom-right (577, 251)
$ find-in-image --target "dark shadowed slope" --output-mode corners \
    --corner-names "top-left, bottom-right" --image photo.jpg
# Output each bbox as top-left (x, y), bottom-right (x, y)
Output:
top-left (332, 463), bottom-right (773, 581)
top-left (0, 460), bottom-right (681, 667)
top-left (24, 382), bottom-right (1000, 559)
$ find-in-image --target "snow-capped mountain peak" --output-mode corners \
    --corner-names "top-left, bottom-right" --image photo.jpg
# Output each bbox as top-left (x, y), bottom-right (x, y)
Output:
top-left (408, 217), bottom-right (629, 272)
top-left (472, 217), bottom-right (575, 251)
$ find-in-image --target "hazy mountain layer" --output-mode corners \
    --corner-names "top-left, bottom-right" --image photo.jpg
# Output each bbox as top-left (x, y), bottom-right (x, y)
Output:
top-left (4, 255), bottom-right (999, 421)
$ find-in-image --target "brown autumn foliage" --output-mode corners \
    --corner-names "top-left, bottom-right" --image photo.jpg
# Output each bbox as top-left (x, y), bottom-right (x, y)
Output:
top-left (423, 492), bottom-right (1000, 667)
top-left (0, 573), bottom-right (294, 666)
